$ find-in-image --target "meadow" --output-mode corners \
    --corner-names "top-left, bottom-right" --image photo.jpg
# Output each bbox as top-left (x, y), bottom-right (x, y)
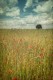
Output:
top-left (0, 29), bottom-right (53, 80)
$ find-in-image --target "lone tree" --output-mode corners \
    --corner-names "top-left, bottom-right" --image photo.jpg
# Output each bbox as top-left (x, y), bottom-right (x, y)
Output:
top-left (36, 24), bottom-right (42, 29)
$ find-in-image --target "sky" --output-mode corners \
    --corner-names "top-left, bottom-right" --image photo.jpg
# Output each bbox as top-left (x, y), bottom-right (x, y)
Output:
top-left (0, 0), bottom-right (53, 29)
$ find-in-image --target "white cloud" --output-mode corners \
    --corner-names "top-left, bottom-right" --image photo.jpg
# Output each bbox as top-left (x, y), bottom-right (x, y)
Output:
top-left (6, 7), bottom-right (20, 17)
top-left (20, 13), bottom-right (53, 28)
top-left (25, 15), bottom-right (36, 23)
top-left (9, 0), bottom-right (18, 4)
top-left (0, 0), bottom-right (18, 8)
top-left (22, 13), bottom-right (50, 24)
top-left (24, 0), bottom-right (33, 11)
top-left (24, 13), bottom-right (51, 24)
top-left (34, 13), bottom-right (53, 25)
top-left (9, 0), bottom-right (18, 6)
top-left (0, 8), bottom-right (4, 14)
top-left (40, 18), bottom-right (53, 24)
top-left (24, 0), bottom-right (39, 9)
top-left (0, 12), bottom-right (53, 29)
top-left (32, 0), bottom-right (53, 26)
top-left (0, 0), bottom-right (53, 29)
top-left (33, 0), bottom-right (53, 13)
top-left (0, 0), bottom-right (18, 15)
top-left (25, 0), bottom-right (33, 8)
top-left (24, 0), bottom-right (39, 12)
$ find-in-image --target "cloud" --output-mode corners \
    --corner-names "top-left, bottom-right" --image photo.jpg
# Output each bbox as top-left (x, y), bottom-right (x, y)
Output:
top-left (32, 0), bottom-right (53, 27)
top-left (0, 12), bottom-right (53, 29)
top-left (33, 0), bottom-right (53, 13)
top-left (22, 13), bottom-right (49, 24)
top-left (0, 0), bottom-right (18, 7)
top-left (24, 0), bottom-right (39, 8)
top-left (9, 0), bottom-right (18, 7)
top-left (9, 0), bottom-right (18, 4)
top-left (24, 0), bottom-right (39, 12)
top-left (0, 0), bottom-right (7, 8)
top-left (0, 0), bottom-right (53, 29)
top-left (25, 0), bottom-right (33, 8)
top-left (22, 12), bottom-right (52, 26)
top-left (0, 0), bottom-right (19, 16)
top-left (39, 18), bottom-right (53, 25)
top-left (6, 7), bottom-right (20, 17)
top-left (0, 8), bottom-right (4, 14)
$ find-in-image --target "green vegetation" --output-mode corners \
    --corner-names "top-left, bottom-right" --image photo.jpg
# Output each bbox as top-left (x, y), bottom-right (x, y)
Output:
top-left (0, 29), bottom-right (53, 80)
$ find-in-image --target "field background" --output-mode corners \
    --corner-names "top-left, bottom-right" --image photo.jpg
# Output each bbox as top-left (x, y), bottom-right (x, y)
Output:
top-left (0, 29), bottom-right (53, 80)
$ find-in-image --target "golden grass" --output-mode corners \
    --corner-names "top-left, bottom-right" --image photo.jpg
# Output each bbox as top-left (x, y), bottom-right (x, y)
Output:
top-left (0, 29), bottom-right (53, 80)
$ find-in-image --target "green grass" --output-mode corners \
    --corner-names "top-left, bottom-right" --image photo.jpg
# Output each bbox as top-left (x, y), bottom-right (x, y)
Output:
top-left (0, 29), bottom-right (53, 80)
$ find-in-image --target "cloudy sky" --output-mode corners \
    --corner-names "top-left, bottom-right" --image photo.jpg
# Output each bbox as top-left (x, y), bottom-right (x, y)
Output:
top-left (0, 0), bottom-right (53, 29)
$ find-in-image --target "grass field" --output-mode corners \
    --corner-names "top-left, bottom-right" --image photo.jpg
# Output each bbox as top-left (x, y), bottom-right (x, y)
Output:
top-left (0, 29), bottom-right (53, 80)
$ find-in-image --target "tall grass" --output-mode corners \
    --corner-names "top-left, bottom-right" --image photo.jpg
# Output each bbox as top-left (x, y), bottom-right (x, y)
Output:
top-left (0, 29), bottom-right (53, 80)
